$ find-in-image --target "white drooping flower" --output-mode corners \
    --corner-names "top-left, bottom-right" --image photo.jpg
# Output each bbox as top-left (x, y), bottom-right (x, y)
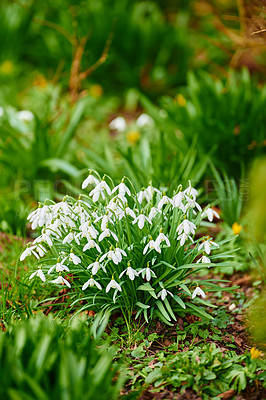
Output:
top-left (148, 207), bottom-right (161, 220)
top-left (62, 231), bottom-right (80, 245)
top-left (52, 200), bottom-right (72, 216)
top-left (198, 238), bottom-right (219, 255)
top-left (82, 173), bottom-right (100, 189)
top-left (155, 231), bottom-right (170, 247)
top-left (158, 288), bottom-right (173, 301)
top-left (137, 190), bottom-right (146, 204)
top-left (132, 214), bottom-right (152, 229)
top-left (20, 246), bottom-right (40, 261)
top-left (202, 208), bottom-right (220, 222)
top-left (34, 230), bottom-right (53, 247)
top-left (112, 182), bottom-right (131, 198)
top-left (172, 191), bottom-right (186, 210)
top-left (139, 266), bottom-right (156, 281)
top-left (185, 196), bottom-right (202, 213)
top-left (109, 116), bottom-right (126, 131)
top-left (176, 219), bottom-right (196, 235)
top-left (192, 286), bottom-right (206, 299)
top-left (82, 277), bottom-right (102, 290)
top-left (119, 265), bottom-right (138, 280)
top-left (184, 181), bottom-right (198, 201)
top-left (87, 260), bottom-right (106, 275)
top-left (69, 252), bottom-right (81, 265)
top-left (177, 232), bottom-right (194, 246)
top-left (98, 228), bottom-right (119, 242)
top-left (125, 206), bottom-right (136, 219)
top-left (143, 185), bottom-right (161, 202)
top-left (196, 255), bottom-right (211, 264)
top-left (136, 113), bottom-right (154, 128)
top-left (51, 275), bottom-right (71, 288)
top-left (143, 238), bottom-right (161, 255)
top-left (48, 260), bottom-right (70, 274)
top-left (89, 181), bottom-right (112, 202)
top-left (100, 247), bottom-right (126, 265)
top-left (83, 239), bottom-right (101, 253)
top-left (106, 278), bottom-right (122, 293)
top-left (29, 269), bottom-right (46, 282)
top-left (28, 205), bottom-right (51, 229)
top-left (17, 110), bottom-right (34, 122)
top-left (79, 221), bottom-right (98, 239)
top-left (157, 195), bottom-right (173, 210)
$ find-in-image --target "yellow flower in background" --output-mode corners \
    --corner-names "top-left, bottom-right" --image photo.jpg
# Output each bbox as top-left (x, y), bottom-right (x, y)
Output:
top-left (126, 130), bottom-right (140, 144)
top-left (250, 347), bottom-right (262, 359)
top-left (89, 84), bottom-right (103, 98)
top-left (34, 74), bottom-right (47, 88)
top-left (232, 222), bottom-right (242, 235)
top-left (175, 94), bottom-right (186, 107)
top-left (0, 60), bottom-right (14, 75)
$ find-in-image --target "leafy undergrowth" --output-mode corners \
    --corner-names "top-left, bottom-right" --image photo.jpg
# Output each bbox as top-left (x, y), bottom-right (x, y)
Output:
top-left (0, 234), bottom-right (265, 400)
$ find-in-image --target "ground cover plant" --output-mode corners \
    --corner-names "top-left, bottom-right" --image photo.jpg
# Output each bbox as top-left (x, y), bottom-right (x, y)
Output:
top-left (0, 313), bottom-right (124, 400)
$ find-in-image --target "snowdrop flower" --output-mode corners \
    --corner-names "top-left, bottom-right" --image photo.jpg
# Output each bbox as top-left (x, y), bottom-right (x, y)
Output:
top-left (144, 185), bottom-right (161, 202)
top-left (82, 277), bottom-right (102, 290)
top-left (196, 255), bottom-right (211, 264)
top-left (185, 197), bottom-right (202, 213)
top-left (184, 181), bottom-right (198, 201)
top-left (100, 247), bottom-right (126, 265)
top-left (155, 231), bottom-right (170, 247)
top-left (125, 206), bottom-right (136, 219)
top-left (79, 221), bottom-right (98, 239)
top-left (112, 181), bottom-right (131, 198)
top-left (143, 237), bottom-right (161, 254)
top-left (62, 231), bottom-right (80, 245)
top-left (69, 252), bottom-right (81, 265)
top-left (52, 200), bottom-right (72, 215)
top-left (29, 268), bottom-right (46, 282)
top-left (82, 173), bottom-right (100, 189)
top-left (172, 192), bottom-right (186, 213)
top-left (83, 239), bottom-right (101, 253)
top-left (137, 190), bottom-right (146, 204)
top-left (51, 275), bottom-right (71, 288)
top-left (202, 208), bottom-right (220, 222)
top-left (34, 229), bottom-right (53, 247)
top-left (149, 207), bottom-right (161, 220)
top-left (158, 194), bottom-right (173, 210)
top-left (20, 245), bottom-right (40, 261)
top-left (28, 205), bottom-right (51, 229)
top-left (139, 266), bottom-right (156, 281)
top-left (98, 228), bottom-right (118, 242)
top-left (109, 116), bottom-right (126, 131)
top-left (192, 287), bottom-right (206, 299)
top-left (136, 113), bottom-right (153, 127)
top-left (17, 110), bottom-right (34, 122)
top-left (89, 181), bottom-right (112, 202)
top-left (132, 213), bottom-right (152, 229)
top-left (176, 219), bottom-right (196, 235)
top-left (198, 238), bottom-right (219, 255)
top-left (158, 288), bottom-right (173, 301)
top-left (35, 244), bottom-right (47, 258)
top-left (88, 260), bottom-right (106, 275)
top-left (48, 260), bottom-right (69, 274)
top-left (177, 232), bottom-right (194, 246)
top-left (106, 278), bottom-right (122, 292)
top-left (119, 264), bottom-right (138, 280)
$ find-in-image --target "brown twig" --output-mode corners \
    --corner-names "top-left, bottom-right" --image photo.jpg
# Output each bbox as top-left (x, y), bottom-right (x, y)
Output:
top-left (79, 27), bottom-right (115, 81)
top-left (69, 37), bottom-right (87, 102)
top-left (33, 17), bottom-right (74, 44)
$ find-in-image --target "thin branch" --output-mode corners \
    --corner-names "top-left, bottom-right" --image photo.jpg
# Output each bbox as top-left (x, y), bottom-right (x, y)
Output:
top-left (79, 24), bottom-right (115, 81)
top-left (33, 17), bottom-right (74, 44)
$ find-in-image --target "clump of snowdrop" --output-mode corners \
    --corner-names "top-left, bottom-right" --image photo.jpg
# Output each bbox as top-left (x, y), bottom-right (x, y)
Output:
top-left (21, 170), bottom-right (230, 324)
